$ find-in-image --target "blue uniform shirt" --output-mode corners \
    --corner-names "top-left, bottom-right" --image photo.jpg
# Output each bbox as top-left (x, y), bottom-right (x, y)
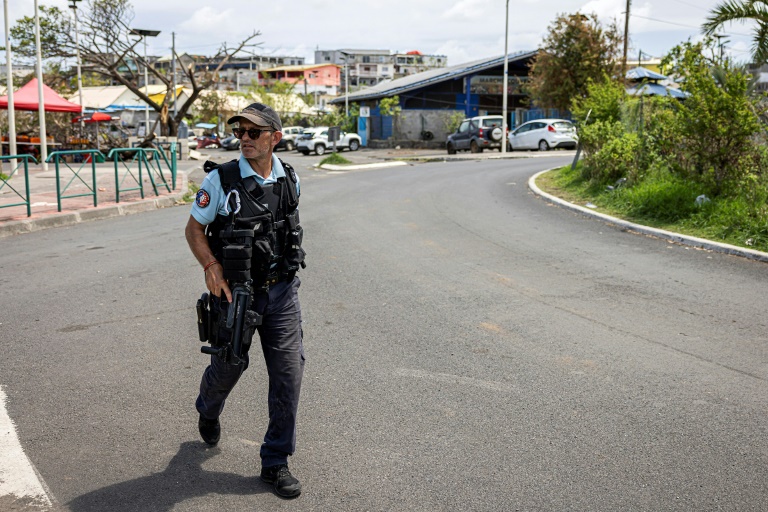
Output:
top-left (191, 154), bottom-right (300, 226)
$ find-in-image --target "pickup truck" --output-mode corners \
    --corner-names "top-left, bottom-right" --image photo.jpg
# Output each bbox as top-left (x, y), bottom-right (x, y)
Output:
top-left (296, 127), bottom-right (361, 155)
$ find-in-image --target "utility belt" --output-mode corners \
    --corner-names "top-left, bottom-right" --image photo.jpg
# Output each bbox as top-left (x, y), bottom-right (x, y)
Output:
top-left (262, 269), bottom-right (297, 289)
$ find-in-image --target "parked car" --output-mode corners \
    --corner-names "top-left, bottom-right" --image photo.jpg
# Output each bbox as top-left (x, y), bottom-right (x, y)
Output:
top-left (220, 133), bottom-right (240, 151)
top-left (276, 126), bottom-right (304, 152)
top-left (508, 119), bottom-right (577, 151)
top-left (446, 115), bottom-right (505, 154)
top-left (296, 127), bottom-right (361, 155)
top-left (187, 135), bottom-right (198, 150)
top-left (196, 133), bottom-right (220, 149)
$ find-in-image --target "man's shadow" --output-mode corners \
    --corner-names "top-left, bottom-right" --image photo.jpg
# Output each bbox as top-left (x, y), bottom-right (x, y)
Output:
top-left (67, 441), bottom-right (272, 511)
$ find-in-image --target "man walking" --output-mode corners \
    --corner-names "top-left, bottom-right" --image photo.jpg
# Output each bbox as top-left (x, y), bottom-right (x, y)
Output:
top-left (185, 103), bottom-right (306, 498)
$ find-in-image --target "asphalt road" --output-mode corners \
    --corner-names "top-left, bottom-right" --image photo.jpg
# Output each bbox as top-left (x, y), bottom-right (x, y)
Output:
top-left (1, 155), bottom-right (766, 511)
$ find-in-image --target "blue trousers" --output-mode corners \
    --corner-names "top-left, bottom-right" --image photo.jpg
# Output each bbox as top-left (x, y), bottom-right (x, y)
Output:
top-left (196, 277), bottom-right (305, 467)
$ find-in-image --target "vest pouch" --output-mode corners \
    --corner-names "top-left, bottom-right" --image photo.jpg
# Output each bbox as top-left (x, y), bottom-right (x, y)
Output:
top-left (250, 237), bottom-right (274, 273)
top-left (235, 215), bottom-right (268, 235)
top-left (282, 226), bottom-right (305, 271)
top-left (223, 244), bottom-right (253, 260)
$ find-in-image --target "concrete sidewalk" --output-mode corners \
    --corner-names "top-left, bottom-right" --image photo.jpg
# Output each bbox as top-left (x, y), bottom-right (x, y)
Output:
top-left (0, 157), bottom-right (201, 238)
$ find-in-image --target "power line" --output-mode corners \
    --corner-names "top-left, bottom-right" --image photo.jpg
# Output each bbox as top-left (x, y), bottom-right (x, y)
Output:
top-left (631, 13), bottom-right (704, 30)
top-left (665, 0), bottom-right (708, 12)
top-left (630, 13), bottom-right (753, 37)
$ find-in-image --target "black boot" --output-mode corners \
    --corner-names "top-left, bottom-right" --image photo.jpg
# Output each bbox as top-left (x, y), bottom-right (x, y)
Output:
top-left (260, 464), bottom-right (301, 498)
top-left (198, 415), bottom-right (220, 445)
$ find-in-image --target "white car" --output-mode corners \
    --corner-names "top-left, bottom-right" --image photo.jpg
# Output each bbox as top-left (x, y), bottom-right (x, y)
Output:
top-left (508, 119), bottom-right (577, 151)
top-left (296, 127), bottom-right (362, 155)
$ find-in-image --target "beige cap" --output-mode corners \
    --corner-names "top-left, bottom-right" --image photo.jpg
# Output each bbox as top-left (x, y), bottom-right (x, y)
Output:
top-left (226, 102), bottom-right (282, 131)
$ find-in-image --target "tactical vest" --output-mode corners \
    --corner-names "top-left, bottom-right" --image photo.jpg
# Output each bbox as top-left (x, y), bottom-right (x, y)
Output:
top-left (203, 158), bottom-right (305, 286)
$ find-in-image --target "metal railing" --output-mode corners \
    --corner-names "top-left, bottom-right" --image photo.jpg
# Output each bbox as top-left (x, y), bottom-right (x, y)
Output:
top-left (129, 141), bottom-right (178, 190)
top-left (107, 146), bottom-right (176, 203)
top-left (0, 154), bottom-right (37, 217)
top-left (3, 143), bottom-right (178, 217)
top-left (47, 150), bottom-right (104, 212)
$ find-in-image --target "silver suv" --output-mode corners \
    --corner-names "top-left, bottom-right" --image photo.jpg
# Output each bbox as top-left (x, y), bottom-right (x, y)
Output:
top-left (446, 115), bottom-right (505, 154)
top-left (277, 126), bottom-right (304, 152)
top-left (296, 127), bottom-right (362, 155)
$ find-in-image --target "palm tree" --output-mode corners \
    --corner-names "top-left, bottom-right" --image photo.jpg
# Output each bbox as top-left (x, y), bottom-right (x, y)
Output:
top-left (703, 0), bottom-right (768, 64)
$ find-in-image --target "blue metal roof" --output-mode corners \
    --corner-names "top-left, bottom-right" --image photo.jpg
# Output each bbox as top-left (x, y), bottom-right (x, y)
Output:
top-left (626, 83), bottom-right (688, 98)
top-left (626, 66), bottom-right (667, 81)
top-left (331, 50), bottom-right (538, 103)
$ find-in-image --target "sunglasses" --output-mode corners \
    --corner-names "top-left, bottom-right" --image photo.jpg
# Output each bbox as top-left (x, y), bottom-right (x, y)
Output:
top-left (233, 127), bottom-right (273, 139)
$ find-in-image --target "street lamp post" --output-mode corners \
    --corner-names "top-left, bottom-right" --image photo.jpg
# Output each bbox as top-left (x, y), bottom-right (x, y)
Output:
top-left (501, 0), bottom-right (509, 155)
top-left (339, 51), bottom-right (350, 118)
top-left (3, 0), bottom-right (17, 171)
top-left (68, 0), bottom-right (84, 134)
top-left (130, 28), bottom-right (160, 137)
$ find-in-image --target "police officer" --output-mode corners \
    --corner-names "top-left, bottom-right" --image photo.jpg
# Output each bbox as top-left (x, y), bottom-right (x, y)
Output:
top-left (185, 103), bottom-right (305, 499)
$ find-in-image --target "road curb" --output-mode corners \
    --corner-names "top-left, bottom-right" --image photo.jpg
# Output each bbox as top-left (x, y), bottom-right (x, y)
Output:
top-left (0, 171), bottom-right (189, 239)
top-left (319, 161), bottom-right (410, 171)
top-left (529, 168), bottom-right (768, 264)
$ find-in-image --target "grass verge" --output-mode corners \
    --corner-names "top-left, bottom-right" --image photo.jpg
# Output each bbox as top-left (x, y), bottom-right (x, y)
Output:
top-left (181, 180), bottom-right (200, 203)
top-left (319, 153), bottom-right (352, 166)
top-left (537, 164), bottom-right (768, 253)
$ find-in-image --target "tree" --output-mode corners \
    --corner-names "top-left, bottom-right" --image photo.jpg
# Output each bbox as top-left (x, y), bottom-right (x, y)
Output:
top-left (527, 12), bottom-right (622, 111)
top-left (6, 0), bottom-right (259, 140)
top-left (661, 40), bottom-right (763, 194)
top-left (703, 0), bottom-right (768, 64)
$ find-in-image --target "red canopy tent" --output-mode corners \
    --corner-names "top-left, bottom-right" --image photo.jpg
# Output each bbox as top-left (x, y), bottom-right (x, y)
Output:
top-left (0, 78), bottom-right (82, 113)
top-left (71, 112), bottom-right (113, 123)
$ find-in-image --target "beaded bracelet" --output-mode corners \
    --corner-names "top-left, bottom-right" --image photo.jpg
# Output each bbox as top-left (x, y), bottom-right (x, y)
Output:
top-left (203, 260), bottom-right (220, 272)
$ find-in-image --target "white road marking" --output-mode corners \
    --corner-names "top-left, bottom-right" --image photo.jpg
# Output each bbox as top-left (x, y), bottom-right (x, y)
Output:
top-left (0, 385), bottom-right (52, 508)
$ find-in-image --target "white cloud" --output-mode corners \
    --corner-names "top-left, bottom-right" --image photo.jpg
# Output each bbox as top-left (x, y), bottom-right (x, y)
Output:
top-left (178, 7), bottom-right (237, 34)
top-left (443, 0), bottom-right (493, 21)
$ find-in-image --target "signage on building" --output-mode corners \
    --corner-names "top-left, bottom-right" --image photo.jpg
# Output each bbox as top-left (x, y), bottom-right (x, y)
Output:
top-left (359, 106), bottom-right (370, 117)
top-left (469, 75), bottom-right (528, 95)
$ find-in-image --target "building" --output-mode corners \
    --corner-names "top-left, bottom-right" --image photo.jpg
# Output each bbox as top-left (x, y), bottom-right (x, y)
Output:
top-left (259, 64), bottom-right (342, 96)
top-left (330, 51), bottom-right (540, 145)
top-left (392, 51), bottom-right (447, 78)
top-left (314, 49), bottom-right (448, 90)
top-left (194, 53), bottom-right (306, 91)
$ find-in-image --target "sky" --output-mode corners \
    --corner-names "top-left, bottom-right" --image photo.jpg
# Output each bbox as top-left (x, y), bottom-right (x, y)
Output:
top-left (3, 0), bottom-right (759, 67)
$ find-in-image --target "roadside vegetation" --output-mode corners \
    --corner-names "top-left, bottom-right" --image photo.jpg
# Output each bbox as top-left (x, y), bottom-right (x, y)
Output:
top-left (538, 39), bottom-right (768, 252)
top-left (319, 153), bottom-right (352, 166)
top-left (181, 180), bottom-right (200, 204)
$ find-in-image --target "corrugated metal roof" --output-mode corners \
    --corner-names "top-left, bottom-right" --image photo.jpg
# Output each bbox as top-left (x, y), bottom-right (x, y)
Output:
top-left (626, 66), bottom-right (667, 81)
top-left (68, 86), bottom-right (128, 109)
top-left (331, 51), bottom-right (537, 103)
top-left (626, 83), bottom-right (688, 98)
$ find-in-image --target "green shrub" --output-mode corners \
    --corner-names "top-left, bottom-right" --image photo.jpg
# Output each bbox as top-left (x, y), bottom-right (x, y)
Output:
top-left (577, 119), bottom-right (624, 158)
top-left (182, 180), bottom-right (200, 203)
top-left (663, 40), bottom-right (763, 195)
top-left (571, 74), bottom-right (625, 124)
top-left (319, 153), bottom-right (351, 166)
top-left (580, 122), bottom-right (640, 184)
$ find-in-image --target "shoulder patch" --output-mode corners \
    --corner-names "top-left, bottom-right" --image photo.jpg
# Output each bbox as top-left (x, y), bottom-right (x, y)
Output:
top-left (195, 189), bottom-right (211, 208)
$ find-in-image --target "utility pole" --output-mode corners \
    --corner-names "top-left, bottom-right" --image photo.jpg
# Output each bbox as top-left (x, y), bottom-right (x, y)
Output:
top-left (172, 32), bottom-right (177, 120)
top-left (69, 1), bottom-right (84, 134)
top-left (713, 33), bottom-right (728, 64)
top-left (501, 0), bottom-right (509, 155)
top-left (622, 0), bottom-right (631, 82)
top-left (34, 0), bottom-right (48, 170)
